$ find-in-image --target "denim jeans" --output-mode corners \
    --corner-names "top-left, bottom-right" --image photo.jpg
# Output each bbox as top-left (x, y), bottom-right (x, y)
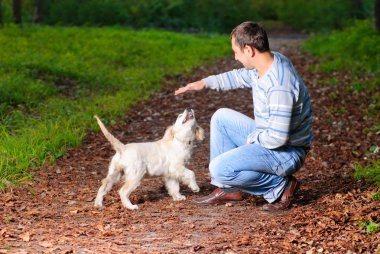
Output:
top-left (209, 108), bottom-right (306, 203)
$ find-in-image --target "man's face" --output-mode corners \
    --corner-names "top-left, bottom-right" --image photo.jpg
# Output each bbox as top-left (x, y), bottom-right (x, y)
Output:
top-left (231, 37), bottom-right (254, 69)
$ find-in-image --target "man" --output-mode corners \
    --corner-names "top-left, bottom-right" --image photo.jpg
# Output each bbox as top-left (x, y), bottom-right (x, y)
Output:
top-left (174, 21), bottom-right (312, 211)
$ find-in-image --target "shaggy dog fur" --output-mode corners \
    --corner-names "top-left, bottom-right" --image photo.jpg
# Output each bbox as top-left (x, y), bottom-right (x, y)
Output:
top-left (94, 108), bottom-right (204, 210)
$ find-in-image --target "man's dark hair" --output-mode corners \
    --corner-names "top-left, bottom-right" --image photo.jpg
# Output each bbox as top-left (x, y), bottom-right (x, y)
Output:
top-left (231, 21), bottom-right (270, 53)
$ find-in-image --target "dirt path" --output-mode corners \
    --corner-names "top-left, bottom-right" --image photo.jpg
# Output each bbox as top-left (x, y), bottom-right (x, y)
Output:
top-left (1, 37), bottom-right (379, 254)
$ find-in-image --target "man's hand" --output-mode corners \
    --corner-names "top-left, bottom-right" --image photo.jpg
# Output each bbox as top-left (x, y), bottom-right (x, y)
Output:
top-left (174, 80), bottom-right (206, 95)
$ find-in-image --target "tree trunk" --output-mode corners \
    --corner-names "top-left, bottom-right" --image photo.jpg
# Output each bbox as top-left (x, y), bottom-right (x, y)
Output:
top-left (376, 0), bottom-right (380, 32)
top-left (0, 0), bottom-right (3, 27)
top-left (13, 0), bottom-right (22, 24)
top-left (32, 0), bottom-right (43, 23)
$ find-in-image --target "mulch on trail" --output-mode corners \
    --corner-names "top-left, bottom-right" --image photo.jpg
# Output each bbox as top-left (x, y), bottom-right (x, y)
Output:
top-left (1, 37), bottom-right (379, 254)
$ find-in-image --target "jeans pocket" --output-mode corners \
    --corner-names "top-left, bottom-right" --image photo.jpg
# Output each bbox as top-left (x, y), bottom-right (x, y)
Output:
top-left (271, 149), bottom-right (303, 177)
top-left (272, 160), bottom-right (294, 177)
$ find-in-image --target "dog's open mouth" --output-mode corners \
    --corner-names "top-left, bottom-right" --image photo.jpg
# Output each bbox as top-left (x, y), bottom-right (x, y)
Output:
top-left (182, 109), bottom-right (194, 124)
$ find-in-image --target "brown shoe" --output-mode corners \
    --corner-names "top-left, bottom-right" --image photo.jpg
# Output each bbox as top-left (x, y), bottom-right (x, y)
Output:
top-left (192, 188), bottom-right (243, 205)
top-left (262, 176), bottom-right (300, 211)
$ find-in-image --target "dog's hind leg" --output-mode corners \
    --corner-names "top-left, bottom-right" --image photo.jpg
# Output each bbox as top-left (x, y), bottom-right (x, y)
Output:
top-left (119, 170), bottom-right (144, 210)
top-left (165, 178), bottom-right (186, 201)
top-left (94, 157), bottom-right (121, 208)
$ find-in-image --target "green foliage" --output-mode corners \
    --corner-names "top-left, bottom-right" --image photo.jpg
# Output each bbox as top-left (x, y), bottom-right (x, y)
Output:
top-left (0, 70), bottom-right (58, 109)
top-left (372, 191), bottom-right (380, 201)
top-left (303, 20), bottom-right (380, 74)
top-left (40, 0), bottom-right (262, 33)
top-left (358, 218), bottom-right (380, 234)
top-left (366, 222), bottom-right (380, 234)
top-left (0, 25), bottom-right (230, 190)
top-left (1, 0), bottom-right (375, 33)
top-left (0, 119), bottom-right (82, 190)
top-left (347, 81), bottom-right (365, 93)
top-left (44, 0), bottom-right (128, 26)
top-left (354, 160), bottom-right (380, 186)
top-left (276, 0), bottom-right (350, 32)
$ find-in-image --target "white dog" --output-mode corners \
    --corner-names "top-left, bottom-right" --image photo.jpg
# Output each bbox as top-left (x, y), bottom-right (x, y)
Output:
top-left (94, 108), bottom-right (204, 210)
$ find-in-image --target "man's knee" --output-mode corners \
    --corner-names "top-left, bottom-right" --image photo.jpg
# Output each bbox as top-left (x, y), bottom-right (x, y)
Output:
top-left (211, 108), bottom-right (231, 126)
top-left (209, 158), bottom-right (234, 184)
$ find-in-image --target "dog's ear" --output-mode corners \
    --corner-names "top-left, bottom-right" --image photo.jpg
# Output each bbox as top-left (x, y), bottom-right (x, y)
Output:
top-left (195, 126), bottom-right (205, 141)
top-left (162, 126), bottom-right (174, 141)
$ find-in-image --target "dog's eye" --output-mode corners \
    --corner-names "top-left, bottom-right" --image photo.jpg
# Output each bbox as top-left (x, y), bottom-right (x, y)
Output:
top-left (178, 114), bottom-right (183, 118)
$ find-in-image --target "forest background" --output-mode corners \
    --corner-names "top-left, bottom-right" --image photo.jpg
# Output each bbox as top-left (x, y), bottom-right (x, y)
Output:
top-left (0, 0), bottom-right (378, 32)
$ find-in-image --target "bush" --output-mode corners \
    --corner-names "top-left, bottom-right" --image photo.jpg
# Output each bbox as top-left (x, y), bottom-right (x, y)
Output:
top-left (276, 0), bottom-right (357, 32)
top-left (303, 20), bottom-right (380, 74)
top-left (354, 160), bottom-right (380, 186)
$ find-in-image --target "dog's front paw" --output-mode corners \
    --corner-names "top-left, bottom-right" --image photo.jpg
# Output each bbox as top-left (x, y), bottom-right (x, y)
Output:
top-left (94, 201), bottom-right (103, 209)
top-left (173, 194), bottom-right (186, 201)
top-left (125, 204), bottom-right (139, 210)
top-left (190, 184), bottom-right (200, 193)
top-left (94, 205), bottom-right (105, 210)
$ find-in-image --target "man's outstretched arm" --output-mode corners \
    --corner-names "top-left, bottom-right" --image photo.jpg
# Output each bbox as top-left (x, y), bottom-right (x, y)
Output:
top-left (174, 80), bottom-right (206, 96)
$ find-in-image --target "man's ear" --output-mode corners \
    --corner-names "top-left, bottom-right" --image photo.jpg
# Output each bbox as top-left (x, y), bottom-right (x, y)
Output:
top-left (162, 126), bottom-right (174, 141)
top-left (195, 126), bottom-right (205, 141)
top-left (245, 45), bottom-right (255, 57)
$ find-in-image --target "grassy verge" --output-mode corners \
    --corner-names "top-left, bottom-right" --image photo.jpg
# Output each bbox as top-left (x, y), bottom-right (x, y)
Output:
top-left (303, 20), bottom-right (379, 74)
top-left (303, 19), bottom-right (379, 233)
top-left (0, 25), bottom-right (231, 190)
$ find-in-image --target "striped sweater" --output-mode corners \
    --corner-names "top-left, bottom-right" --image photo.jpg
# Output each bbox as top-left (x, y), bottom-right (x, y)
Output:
top-left (203, 52), bottom-right (313, 149)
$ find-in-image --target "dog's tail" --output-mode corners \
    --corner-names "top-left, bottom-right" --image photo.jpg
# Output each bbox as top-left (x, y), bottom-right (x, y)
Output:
top-left (94, 115), bottom-right (124, 154)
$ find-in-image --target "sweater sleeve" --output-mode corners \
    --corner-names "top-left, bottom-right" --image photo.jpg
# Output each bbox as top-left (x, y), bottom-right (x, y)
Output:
top-left (203, 68), bottom-right (257, 91)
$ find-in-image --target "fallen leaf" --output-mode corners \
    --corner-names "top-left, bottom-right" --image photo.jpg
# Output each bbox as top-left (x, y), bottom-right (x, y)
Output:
top-left (96, 223), bottom-right (105, 232)
top-left (39, 241), bottom-right (53, 248)
top-left (19, 232), bottom-right (31, 242)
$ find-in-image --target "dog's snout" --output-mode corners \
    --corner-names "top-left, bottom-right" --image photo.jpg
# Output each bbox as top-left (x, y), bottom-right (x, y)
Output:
top-left (182, 107), bottom-right (195, 124)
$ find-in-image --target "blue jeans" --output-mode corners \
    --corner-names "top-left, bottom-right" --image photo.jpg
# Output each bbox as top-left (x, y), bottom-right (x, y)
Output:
top-left (209, 108), bottom-right (306, 203)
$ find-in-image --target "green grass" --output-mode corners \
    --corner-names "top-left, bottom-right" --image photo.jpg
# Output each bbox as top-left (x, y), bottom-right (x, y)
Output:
top-left (303, 20), bottom-right (380, 75)
top-left (354, 159), bottom-right (380, 186)
top-left (303, 20), bottom-right (380, 188)
top-left (0, 25), bottom-right (231, 190)
top-left (358, 217), bottom-right (380, 234)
